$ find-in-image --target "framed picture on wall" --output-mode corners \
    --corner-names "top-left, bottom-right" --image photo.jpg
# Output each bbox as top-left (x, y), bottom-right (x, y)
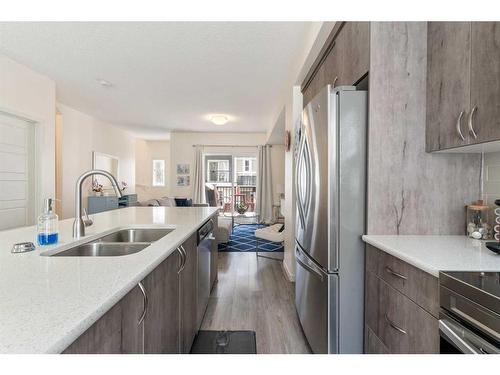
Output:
top-left (177, 175), bottom-right (190, 186)
top-left (176, 164), bottom-right (190, 175)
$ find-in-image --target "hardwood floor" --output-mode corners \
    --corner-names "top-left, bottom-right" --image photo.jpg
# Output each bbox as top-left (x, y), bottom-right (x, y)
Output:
top-left (200, 252), bottom-right (311, 354)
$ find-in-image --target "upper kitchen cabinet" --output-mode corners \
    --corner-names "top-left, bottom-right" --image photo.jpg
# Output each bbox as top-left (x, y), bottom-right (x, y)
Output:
top-left (302, 22), bottom-right (369, 106)
top-left (470, 23), bottom-right (500, 144)
top-left (426, 22), bottom-right (500, 152)
top-left (338, 22), bottom-right (370, 86)
top-left (426, 22), bottom-right (471, 152)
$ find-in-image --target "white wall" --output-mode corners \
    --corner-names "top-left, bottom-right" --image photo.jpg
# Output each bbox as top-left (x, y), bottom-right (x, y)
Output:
top-left (169, 132), bottom-right (267, 198)
top-left (135, 139), bottom-right (171, 201)
top-left (0, 56), bottom-right (56, 217)
top-left (58, 103), bottom-right (136, 219)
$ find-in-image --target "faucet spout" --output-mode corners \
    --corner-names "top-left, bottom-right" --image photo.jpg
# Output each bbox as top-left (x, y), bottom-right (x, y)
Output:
top-left (73, 169), bottom-right (123, 238)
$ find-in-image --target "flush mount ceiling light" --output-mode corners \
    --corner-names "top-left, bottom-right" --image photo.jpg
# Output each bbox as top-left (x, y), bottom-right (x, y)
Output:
top-left (96, 78), bottom-right (113, 88)
top-left (210, 115), bottom-right (229, 126)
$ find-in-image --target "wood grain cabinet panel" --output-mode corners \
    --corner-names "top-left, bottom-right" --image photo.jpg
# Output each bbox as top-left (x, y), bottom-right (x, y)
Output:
top-left (302, 22), bottom-right (370, 107)
top-left (180, 233), bottom-right (198, 354)
top-left (63, 303), bottom-right (122, 354)
top-left (426, 22), bottom-right (471, 151)
top-left (338, 21), bottom-right (370, 86)
top-left (143, 250), bottom-right (181, 354)
top-left (364, 269), bottom-right (379, 334)
top-left (364, 245), bottom-right (439, 354)
top-left (120, 284), bottom-right (145, 353)
top-left (366, 245), bottom-right (439, 317)
top-left (378, 279), bottom-right (439, 354)
top-left (470, 22), bottom-right (500, 145)
top-left (364, 325), bottom-right (389, 354)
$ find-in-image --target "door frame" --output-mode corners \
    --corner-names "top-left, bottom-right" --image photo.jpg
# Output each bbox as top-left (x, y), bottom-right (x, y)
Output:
top-left (0, 106), bottom-right (43, 226)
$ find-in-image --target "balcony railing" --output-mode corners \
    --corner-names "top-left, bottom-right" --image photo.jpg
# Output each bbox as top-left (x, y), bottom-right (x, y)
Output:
top-left (215, 185), bottom-right (256, 213)
top-left (236, 175), bottom-right (256, 186)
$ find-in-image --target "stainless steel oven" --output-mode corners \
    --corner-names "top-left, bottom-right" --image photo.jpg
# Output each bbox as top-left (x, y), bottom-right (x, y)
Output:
top-left (439, 271), bottom-right (500, 354)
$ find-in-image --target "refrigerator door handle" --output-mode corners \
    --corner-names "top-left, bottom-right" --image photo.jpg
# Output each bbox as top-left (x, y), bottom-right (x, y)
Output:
top-left (295, 130), bottom-right (307, 230)
top-left (302, 137), bottom-right (313, 217)
top-left (296, 247), bottom-right (324, 281)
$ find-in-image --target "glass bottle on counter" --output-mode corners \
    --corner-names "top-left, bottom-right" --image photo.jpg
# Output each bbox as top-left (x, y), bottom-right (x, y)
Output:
top-left (466, 200), bottom-right (493, 240)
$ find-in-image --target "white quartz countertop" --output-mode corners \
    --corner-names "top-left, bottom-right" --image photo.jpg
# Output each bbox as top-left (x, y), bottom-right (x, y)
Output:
top-left (362, 235), bottom-right (500, 277)
top-left (0, 206), bottom-right (218, 354)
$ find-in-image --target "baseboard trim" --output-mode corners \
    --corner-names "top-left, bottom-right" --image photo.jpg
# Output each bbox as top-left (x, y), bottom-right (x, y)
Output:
top-left (281, 260), bottom-right (295, 282)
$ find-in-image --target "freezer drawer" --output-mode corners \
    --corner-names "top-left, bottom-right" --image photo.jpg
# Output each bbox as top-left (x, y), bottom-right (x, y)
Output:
top-left (295, 244), bottom-right (338, 354)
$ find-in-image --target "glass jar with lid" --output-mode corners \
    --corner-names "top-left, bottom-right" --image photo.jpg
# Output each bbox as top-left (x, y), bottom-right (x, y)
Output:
top-left (466, 200), bottom-right (493, 240)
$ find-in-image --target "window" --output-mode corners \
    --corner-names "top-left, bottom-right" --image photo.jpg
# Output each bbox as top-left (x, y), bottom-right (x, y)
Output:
top-left (234, 157), bottom-right (256, 186)
top-left (152, 159), bottom-right (165, 187)
top-left (207, 160), bottom-right (230, 183)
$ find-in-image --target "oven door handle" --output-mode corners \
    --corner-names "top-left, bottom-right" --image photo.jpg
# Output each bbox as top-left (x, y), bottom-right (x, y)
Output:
top-left (439, 318), bottom-right (499, 354)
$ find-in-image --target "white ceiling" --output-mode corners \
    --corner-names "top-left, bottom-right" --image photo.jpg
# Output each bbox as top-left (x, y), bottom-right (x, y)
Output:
top-left (0, 22), bottom-right (317, 138)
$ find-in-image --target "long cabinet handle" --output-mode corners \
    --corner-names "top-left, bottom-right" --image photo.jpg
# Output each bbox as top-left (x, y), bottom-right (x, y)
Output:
top-left (468, 105), bottom-right (478, 139)
top-left (385, 314), bottom-right (407, 335)
top-left (138, 282), bottom-right (148, 326)
top-left (385, 266), bottom-right (407, 280)
top-left (456, 110), bottom-right (465, 141)
top-left (177, 246), bottom-right (186, 274)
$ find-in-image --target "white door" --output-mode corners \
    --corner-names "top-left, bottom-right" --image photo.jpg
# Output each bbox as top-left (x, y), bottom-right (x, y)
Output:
top-left (0, 112), bottom-right (35, 230)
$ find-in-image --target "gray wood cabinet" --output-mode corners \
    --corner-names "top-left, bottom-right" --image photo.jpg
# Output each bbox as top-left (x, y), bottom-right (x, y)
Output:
top-left (61, 214), bottom-right (218, 354)
top-left (120, 284), bottom-right (145, 353)
top-left (143, 249), bottom-right (181, 354)
top-left (364, 245), bottom-right (439, 354)
top-left (180, 233), bottom-right (198, 354)
top-left (63, 302), bottom-right (122, 354)
top-left (338, 21), bottom-right (370, 86)
top-left (470, 22), bottom-right (500, 144)
top-left (426, 22), bottom-right (500, 151)
top-left (426, 22), bottom-right (471, 151)
top-left (302, 22), bottom-right (370, 106)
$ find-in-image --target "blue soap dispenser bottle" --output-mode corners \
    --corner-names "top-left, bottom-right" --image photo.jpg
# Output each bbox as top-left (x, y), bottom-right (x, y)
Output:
top-left (37, 198), bottom-right (59, 246)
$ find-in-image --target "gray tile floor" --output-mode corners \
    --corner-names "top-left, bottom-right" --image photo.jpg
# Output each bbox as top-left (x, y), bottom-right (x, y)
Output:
top-left (200, 252), bottom-right (311, 354)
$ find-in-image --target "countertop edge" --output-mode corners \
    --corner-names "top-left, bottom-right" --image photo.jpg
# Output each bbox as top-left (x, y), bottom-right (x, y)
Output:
top-left (362, 235), bottom-right (440, 278)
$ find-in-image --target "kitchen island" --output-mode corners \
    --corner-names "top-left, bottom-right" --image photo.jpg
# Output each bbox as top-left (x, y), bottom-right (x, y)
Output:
top-left (0, 206), bottom-right (218, 353)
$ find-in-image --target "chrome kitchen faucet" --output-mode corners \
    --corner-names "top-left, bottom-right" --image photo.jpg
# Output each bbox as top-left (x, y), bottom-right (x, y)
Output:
top-left (73, 169), bottom-right (123, 238)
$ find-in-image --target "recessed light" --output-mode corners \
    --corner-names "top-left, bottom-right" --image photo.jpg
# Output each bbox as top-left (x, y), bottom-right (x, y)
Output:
top-left (210, 115), bottom-right (229, 126)
top-left (96, 79), bottom-right (113, 88)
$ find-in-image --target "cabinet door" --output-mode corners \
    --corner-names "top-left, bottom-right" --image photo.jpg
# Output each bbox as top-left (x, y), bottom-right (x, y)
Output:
top-left (121, 284), bottom-right (145, 353)
top-left (63, 303), bottom-right (122, 354)
top-left (426, 22), bottom-right (471, 151)
top-left (364, 325), bottom-right (389, 354)
top-left (338, 21), bottom-right (370, 86)
top-left (378, 279), bottom-right (439, 354)
top-left (180, 234), bottom-right (198, 353)
top-left (470, 22), bottom-right (500, 144)
top-left (143, 250), bottom-right (181, 353)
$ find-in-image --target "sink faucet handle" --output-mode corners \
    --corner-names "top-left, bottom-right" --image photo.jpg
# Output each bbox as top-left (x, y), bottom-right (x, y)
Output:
top-left (83, 208), bottom-right (93, 227)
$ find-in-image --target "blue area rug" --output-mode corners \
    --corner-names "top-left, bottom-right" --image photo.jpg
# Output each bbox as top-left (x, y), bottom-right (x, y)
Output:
top-left (218, 224), bottom-right (284, 253)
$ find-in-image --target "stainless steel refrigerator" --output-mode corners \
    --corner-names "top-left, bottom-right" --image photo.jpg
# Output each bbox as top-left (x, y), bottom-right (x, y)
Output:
top-left (295, 85), bottom-right (367, 354)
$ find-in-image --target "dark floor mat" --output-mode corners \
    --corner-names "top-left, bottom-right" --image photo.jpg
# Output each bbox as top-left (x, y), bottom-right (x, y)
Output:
top-left (190, 330), bottom-right (257, 354)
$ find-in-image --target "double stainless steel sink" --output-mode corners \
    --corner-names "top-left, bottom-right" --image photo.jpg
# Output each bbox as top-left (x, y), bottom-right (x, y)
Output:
top-left (45, 228), bottom-right (174, 257)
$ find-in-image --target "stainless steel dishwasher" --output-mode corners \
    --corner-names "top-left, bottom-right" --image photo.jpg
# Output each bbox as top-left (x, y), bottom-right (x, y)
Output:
top-left (197, 219), bottom-right (214, 327)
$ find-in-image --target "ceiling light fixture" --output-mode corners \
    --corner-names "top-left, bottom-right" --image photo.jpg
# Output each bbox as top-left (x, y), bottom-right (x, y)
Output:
top-left (96, 79), bottom-right (113, 88)
top-left (210, 115), bottom-right (229, 126)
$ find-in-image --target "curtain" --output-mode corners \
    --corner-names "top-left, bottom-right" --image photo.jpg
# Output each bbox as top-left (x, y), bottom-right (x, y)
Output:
top-left (192, 146), bottom-right (206, 204)
top-left (256, 145), bottom-right (273, 224)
